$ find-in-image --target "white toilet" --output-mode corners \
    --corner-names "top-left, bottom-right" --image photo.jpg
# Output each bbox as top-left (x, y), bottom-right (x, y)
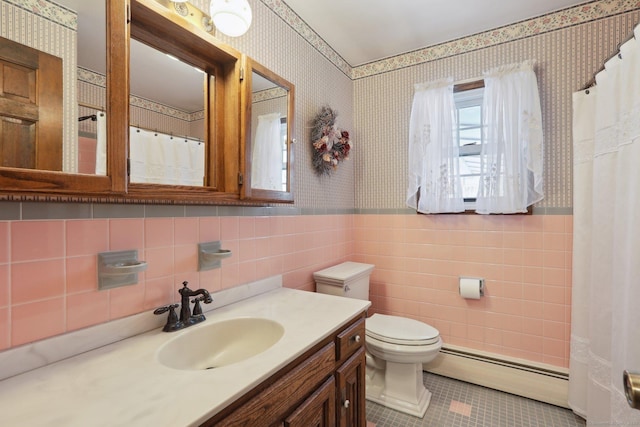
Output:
top-left (314, 262), bottom-right (442, 418)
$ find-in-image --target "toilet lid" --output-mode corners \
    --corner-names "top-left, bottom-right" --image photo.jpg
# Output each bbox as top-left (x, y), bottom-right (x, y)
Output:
top-left (366, 314), bottom-right (440, 346)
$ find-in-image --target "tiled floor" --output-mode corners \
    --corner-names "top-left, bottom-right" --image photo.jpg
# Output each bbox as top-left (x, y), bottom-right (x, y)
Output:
top-left (365, 373), bottom-right (586, 427)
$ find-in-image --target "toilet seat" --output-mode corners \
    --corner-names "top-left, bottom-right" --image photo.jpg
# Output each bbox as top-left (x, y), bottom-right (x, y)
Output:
top-left (366, 313), bottom-right (440, 346)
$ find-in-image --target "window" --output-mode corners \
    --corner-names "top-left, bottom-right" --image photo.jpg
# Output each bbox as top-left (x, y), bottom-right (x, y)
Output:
top-left (454, 84), bottom-right (484, 208)
top-left (407, 62), bottom-right (543, 214)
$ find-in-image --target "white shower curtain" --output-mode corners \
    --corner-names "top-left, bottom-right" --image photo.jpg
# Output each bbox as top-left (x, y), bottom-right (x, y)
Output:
top-left (251, 113), bottom-right (283, 191)
top-left (129, 127), bottom-right (204, 186)
top-left (569, 25), bottom-right (640, 425)
top-left (94, 112), bottom-right (107, 175)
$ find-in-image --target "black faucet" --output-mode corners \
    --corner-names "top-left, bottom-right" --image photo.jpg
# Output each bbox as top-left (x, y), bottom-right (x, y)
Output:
top-left (178, 281), bottom-right (212, 325)
top-left (154, 281), bottom-right (213, 332)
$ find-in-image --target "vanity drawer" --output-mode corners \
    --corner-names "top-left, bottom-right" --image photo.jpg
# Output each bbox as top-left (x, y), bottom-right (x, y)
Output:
top-left (336, 317), bottom-right (365, 362)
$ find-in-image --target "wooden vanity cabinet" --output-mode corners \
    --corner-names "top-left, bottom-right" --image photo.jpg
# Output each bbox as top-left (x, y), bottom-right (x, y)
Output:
top-left (335, 318), bottom-right (366, 427)
top-left (203, 312), bottom-right (367, 427)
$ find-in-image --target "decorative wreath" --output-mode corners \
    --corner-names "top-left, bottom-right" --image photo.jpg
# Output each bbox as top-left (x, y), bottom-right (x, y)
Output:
top-left (311, 106), bottom-right (352, 176)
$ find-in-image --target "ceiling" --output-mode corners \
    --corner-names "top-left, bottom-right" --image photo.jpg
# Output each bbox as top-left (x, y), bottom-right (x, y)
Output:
top-left (282, 0), bottom-right (591, 66)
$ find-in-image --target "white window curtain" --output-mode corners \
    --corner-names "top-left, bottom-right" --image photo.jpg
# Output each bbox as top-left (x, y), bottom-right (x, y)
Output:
top-left (407, 78), bottom-right (465, 213)
top-left (569, 25), bottom-right (640, 425)
top-left (251, 112), bottom-right (282, 191)
top-left (476, 60), bottom-right (544, 214)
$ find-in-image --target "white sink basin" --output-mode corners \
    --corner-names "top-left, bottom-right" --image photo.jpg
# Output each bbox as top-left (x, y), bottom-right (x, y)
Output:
top-left (157, 317), bottom-right (285, 371)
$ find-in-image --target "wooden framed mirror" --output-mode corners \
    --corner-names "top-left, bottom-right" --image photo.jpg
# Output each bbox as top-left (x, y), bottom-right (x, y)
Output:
top-left (0, 0), bottom-right (127, 199)
top-left (127, 0), bottom-right (245, 203)
top-left (242, 58), bottom-right (295, 203)
top-left (0, 0), bottom-right (293, 205)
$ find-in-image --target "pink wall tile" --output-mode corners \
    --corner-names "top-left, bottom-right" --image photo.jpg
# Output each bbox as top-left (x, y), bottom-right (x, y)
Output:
top-left (0, 264), bottom-right (8, 307)
top-left (238, 239), bottom-right (257, 262)
top-left (2, 213), bottom-right (574, 370)
top-left (11, 221), bottom-right (64, 262)
top-left (66, 220), bottom-right (109, 256)
top-left (238, 217), bottom-right (255, 239)
top-left (144, 247), bottom-right (174, 279)
top-left (143, 277), bottom-right (174, 311)
top-left (0, 222), bottom-right (8, 263)
top-left (67, 291), bottom-right (109, 331)
top-left (66, 256), bottom-right (98, 294)
top-left (221, 263), bottom-right (240, 289)
top-left (173, 245), bottom-right (198, 275)
top-left (254, 217), bottom-right (271, 237)
top-left (145, 218), bottom-right (173, 248)
top-left (220, 217), bottom-right (240, 240)
top-left (357, 214), bottom-right (573, 368)
top-left (12, 260), bottom-right (65, 304)
top-left (198, 217), bottom-right (220, 241)
top-left (199, 268), bottom-right (221, 294)
top-left (0, 307), bottom-right (8, 350)
top-left (109, 219), bottom-right (144, 251)
top-left (237, 261), bottom-right (257, 285)
top-left (12, 298), bottom-right (65, 346)
top-left (174, 218), bottom-right (199, 245)
top-left (543, 216), bottom-right (566, 233)
top-left (109, 284), bottom-right (145, 319)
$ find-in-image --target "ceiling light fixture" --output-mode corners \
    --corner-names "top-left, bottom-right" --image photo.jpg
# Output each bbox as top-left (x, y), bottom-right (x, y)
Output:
top-left (210, 0), bottom-right (252, 37)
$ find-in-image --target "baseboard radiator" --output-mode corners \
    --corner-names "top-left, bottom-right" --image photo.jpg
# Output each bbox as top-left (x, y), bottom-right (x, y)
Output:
top-left (424, 345), bottom-right (569, 408)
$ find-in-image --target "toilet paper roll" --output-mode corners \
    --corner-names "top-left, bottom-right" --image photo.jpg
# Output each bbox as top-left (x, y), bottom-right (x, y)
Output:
top-left (459, 277), bottom-right (484, 299)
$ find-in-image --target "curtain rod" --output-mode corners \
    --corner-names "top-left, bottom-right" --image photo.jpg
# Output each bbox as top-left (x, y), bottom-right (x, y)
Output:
top-left (78, 101), bottom-right (105, 112)
top-left (131, 125), bottom-right (204, 144)
top-left (581, 31), bottom-right (636, 92)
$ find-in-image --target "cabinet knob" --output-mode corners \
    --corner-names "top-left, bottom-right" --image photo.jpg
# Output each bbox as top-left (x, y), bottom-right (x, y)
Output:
top-left (343, 399), bottom-right (350, 408)
top-left (353, 335), bottom-right (361, 343)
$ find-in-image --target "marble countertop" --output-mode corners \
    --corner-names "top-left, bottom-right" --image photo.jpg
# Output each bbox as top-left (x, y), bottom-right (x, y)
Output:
top-left (0, 288), bottom-right (370, 426)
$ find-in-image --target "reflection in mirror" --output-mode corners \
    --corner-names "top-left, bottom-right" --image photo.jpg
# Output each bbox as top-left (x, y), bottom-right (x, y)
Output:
top-left (71, 0), bottom-right (107, 175)
top-left (0, 0), bottom-right (106, 175)
top-left (129, 39), bottom-right (206, 186)
top-left (250, 71), bottom-right (289, 192)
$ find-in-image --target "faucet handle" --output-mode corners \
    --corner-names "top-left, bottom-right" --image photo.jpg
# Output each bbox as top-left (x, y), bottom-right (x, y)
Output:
top-left (191, 296), bottom-right (205, 316)
top-left (153, 303), bottom-right (179, 315)
top-left (153, 303), bottom-right (182, 332)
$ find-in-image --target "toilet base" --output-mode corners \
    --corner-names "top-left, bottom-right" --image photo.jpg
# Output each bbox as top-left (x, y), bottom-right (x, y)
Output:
top-left (365, 360), bottom-right (432, 418)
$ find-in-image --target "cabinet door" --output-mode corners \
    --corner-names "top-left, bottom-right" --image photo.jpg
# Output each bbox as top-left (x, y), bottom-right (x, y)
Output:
top-left (336, 347), bottom-right (366, 427)
top-left (209, 343), bottom-right (335, 427)
top-left (284, 376), bottom-right (336, 427)
top-left (0, 36), bottom-right (62, 171)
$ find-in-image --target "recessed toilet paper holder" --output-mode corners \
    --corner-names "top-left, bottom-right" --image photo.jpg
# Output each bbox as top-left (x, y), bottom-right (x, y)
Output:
top-left (459, 276), bottom-right (485, 298)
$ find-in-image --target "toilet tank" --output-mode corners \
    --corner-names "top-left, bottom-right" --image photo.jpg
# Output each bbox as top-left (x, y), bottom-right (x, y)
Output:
top-left (313, 262), bottom-right (374, 301)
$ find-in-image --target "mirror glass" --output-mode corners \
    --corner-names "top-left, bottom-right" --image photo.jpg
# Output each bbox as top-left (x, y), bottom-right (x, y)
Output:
top-left (129, 38), bottom-right (207, 187)
top-left (0, 0), bottom-right (106, 175)
top-left (250, 71), bottom-right (289, 192)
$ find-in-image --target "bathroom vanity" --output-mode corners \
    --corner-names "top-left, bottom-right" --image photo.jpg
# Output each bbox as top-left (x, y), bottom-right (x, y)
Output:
top-left (0, 284), bottom-right (370, 426)
top-left (207, 315), bottom-right (366, 426)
